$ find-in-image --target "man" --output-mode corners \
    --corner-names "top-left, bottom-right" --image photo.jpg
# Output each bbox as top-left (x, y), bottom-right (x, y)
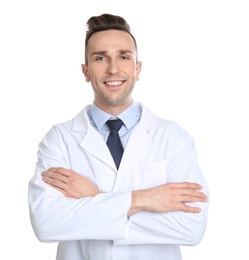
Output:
top-left (28, 13), bottom-right (209, 260)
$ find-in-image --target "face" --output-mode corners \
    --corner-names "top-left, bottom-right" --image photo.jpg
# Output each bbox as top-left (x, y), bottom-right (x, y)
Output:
top-left (82, 29), bottom-right (142, 114)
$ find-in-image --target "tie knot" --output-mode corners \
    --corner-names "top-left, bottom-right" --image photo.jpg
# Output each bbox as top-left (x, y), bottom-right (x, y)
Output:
top-left (106, 119), bottom-right (123, 131)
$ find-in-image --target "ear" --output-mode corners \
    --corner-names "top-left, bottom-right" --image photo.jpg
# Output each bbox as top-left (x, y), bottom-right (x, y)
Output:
top-left (135, 61), bottom-right (142, 81)
top-left (81, 64), bottom-right (90, 82)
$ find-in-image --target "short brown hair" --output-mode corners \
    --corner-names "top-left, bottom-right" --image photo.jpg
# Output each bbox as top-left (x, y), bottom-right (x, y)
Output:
top-left (84, 13), bottom-right (138, 64)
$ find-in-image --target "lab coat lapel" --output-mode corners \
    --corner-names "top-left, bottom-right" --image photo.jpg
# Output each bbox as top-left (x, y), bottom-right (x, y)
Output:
top-left (118, 104), bottom-right (159, 172)
top-left (73, 107), bottom-right (117, 170)
top-left (79, 122), bottom-right (152, 173)
top-left (80, 128), bottom-right (117, 170)
top-left (118, 122), bottom-right (152, 172)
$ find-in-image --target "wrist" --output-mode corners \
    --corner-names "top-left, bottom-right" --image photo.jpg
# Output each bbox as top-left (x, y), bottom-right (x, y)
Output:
top-left (128, 189), bottom-right (146, 217)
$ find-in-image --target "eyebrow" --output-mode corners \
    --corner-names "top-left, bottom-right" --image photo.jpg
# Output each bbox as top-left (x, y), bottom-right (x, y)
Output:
top-left (91, 50), bottom-right (133, 56)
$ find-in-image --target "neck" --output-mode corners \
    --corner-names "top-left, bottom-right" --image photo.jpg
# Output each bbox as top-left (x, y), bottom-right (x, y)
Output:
top-left (95, 100), bottom-right (133, 116)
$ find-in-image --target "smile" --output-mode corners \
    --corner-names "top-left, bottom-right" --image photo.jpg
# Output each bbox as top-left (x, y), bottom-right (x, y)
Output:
top-left (105, 81), bottom-right (124, 86)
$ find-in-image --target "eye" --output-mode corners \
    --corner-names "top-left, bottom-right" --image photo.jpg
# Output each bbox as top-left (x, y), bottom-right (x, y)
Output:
top-left (96, 56), bottom-right (106, 61)
top-left (120, 56), bottom-right (129, 60)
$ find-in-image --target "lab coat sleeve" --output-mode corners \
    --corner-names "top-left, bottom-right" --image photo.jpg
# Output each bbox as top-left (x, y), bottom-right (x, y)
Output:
top-left (28, 126), bottom-right (131, 242)
top-left (114, 125), bottom-right (209, 246)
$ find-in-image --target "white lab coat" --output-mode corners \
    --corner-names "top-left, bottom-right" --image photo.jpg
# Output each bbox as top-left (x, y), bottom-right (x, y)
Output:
top-left (28, 103), bottom-right (209, 260)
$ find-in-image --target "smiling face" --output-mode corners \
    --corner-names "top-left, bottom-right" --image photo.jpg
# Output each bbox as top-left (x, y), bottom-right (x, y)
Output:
top-left (82, 29), bottom-right (142, 115)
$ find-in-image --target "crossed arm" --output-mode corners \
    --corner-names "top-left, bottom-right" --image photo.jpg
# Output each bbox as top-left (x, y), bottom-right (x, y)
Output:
top-left (42, 167), bottom-right (207, 217)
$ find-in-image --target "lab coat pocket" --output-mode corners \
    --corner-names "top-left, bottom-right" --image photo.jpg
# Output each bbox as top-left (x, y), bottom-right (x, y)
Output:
top-left (134, 160), bottom-right (167, 189)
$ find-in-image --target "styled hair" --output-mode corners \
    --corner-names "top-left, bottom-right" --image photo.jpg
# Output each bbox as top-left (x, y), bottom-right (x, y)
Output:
top-left (84, 13), bottom-right (138, 64)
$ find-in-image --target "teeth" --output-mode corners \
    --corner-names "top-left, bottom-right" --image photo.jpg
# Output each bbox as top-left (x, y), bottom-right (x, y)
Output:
top-left (106, 81), bottom-right (122, 86)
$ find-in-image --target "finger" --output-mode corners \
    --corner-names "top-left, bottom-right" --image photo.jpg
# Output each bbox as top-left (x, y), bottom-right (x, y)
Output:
top-left (43, 168), bottom-right (69, 179)
top-left (169, 182), bottom-right (203, 190)
top-left (180, 194), bottom-right (207, 203)
top-left (43, 175), bottom-right (67, 190)
top-left (181, 182), bottom-right (203, 190)
top-left (181, 203), bottom-right (202, 213)
top-left (42, 171), bottom-right (68, 185)
top-left (47, 167), bottom-right (70, 177)
top-left (184, 188), bottom-right (207, 197)
top-left (179, 188), bottom-right (207, 202)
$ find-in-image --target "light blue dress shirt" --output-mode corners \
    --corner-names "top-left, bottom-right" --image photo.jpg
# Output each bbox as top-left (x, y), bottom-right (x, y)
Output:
top-left (88, 100), bottom-right (141, 148)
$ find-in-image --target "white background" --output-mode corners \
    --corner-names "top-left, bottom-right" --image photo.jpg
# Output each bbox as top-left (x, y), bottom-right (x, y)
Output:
top-left (0, 0), bottom-right (248, 259)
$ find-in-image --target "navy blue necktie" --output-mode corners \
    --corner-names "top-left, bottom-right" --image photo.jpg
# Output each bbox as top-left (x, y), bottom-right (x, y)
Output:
top-left (106, 119), bottom-right (124, 169)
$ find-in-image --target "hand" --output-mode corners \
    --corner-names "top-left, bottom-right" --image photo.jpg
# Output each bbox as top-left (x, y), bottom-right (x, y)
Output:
top-left (128, 182), bottom-right (207, 216)
top-left (42, 167), bottom-right (100, 198)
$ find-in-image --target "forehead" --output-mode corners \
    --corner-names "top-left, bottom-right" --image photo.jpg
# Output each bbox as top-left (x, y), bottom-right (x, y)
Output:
top-left (87, 29), bottom-right (136, 53)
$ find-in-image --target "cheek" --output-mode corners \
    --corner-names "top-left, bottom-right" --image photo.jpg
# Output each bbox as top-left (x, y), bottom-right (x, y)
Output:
top-left (124, 65), bottom-right (136, 77)
top-left (128, 64), bottom-right (140, 79)
top-left (89, 66), bottom-right (103, 79)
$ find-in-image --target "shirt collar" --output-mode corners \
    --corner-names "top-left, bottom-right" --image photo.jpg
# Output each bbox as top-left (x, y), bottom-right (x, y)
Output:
top-left (91, 101), bottom-right (140, 131)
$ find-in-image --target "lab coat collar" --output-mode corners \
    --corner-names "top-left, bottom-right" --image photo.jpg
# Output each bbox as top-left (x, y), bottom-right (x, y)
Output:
top-left (72, 105), bottom-right (92, 132)
top-left (71, 103), bottom-right (160, 133)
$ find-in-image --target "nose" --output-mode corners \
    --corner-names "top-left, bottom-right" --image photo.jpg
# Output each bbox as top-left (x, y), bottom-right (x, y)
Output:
top-left (107, 59), bottom-right (120, 74)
